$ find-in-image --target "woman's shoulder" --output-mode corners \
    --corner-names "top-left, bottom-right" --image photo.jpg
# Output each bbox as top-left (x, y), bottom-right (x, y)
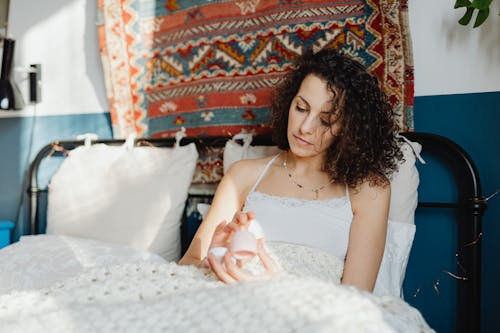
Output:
top-left (348, 176), bottom-right (391, 206)
top-left (227, 153), bottom-right (282, 177)
top-left (227, 155), bottom-right (284, 188)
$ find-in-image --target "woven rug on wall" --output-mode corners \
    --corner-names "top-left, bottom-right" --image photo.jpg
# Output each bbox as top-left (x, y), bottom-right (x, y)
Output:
top-left (97, 0), bottom-right (414, 183)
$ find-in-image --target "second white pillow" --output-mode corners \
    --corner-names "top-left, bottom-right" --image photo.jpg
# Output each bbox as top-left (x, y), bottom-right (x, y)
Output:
top-left (47, 142), bottom-right (198, 261)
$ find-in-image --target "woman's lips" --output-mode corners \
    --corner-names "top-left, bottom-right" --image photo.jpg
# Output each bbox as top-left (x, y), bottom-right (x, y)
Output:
top-left (294, 135), bottom-right (312, 145)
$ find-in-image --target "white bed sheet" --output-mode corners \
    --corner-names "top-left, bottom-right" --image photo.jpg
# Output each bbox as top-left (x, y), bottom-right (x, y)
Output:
top-left (0, 234), bottom-right (166, 295)
top-left (0, 237), bottom-right (434, 332)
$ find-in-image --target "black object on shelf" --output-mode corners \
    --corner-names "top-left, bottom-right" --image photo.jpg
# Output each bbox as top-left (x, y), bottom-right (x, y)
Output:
top-left (29, 63), bottom-right (41, 103)
top-left (0, 38), bottom-right (24, 110)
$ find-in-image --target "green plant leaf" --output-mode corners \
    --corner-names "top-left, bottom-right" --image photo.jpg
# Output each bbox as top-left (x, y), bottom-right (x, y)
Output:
top-left (459, 7), bottom-right (475, 25)
top-left (471, 0), bottom-right (492, 10)
top-left (454, 0), bottom-right (472, 8)
top-left (474, 8), bottom-right (490, 27)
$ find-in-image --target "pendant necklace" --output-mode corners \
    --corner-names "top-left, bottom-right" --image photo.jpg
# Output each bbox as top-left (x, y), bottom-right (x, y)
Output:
top-left (283, 152), bottom-right (334, 200)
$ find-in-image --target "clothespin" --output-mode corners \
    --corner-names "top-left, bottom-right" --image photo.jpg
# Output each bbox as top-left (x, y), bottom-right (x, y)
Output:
top-left (396, 133), bottom-right (426, 164)
top-left (76, 133), bottom-right (99, 148)
top-left (232, 130), bottom-right (254, 159)
top-left (124, 132), bottom-right (137, 150)
top-left (47, 142), bottom-right (69, 158)
top-left (174, 127), bottom-right (187, 148)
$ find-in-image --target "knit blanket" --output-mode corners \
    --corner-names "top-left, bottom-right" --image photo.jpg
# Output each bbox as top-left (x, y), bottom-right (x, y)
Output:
top-left (0, 242), bottom-right (432, 332)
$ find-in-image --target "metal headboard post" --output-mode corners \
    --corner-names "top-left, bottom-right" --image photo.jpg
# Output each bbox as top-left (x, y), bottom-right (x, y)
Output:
top-left (402, 132), bottom-right (487, 333)
top-left (27, 144), bottom-right (53, 235)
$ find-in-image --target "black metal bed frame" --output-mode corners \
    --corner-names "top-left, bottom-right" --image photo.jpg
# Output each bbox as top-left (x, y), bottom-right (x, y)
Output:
top-left (26, 132), bottom-right (486, 333)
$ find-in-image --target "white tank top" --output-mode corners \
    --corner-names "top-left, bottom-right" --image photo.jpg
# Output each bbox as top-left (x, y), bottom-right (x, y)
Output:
top-left (243, 155), bottom-right (354, 260)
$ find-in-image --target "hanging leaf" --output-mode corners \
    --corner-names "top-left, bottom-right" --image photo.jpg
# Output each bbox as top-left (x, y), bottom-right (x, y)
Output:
top-left (455, 0), bottom-right (493, 27)
top-left (458, 7), bottom-right (475, 25)
top-left (454, 0), bottom-right (471, 9)
top-left (470, 0), bottom-right (493, 10)
top-left (473, 8), bottom-right (490, 27)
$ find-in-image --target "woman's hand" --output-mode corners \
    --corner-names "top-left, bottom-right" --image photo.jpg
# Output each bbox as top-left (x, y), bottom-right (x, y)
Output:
top-left (207, 239), bottom-right (280, 284)
top-left (197, 211), bottom-right (252, 268)
top-left (211, 211), bottom-right (253, 248)
top-left (202, 211), bottom-right (280, 283)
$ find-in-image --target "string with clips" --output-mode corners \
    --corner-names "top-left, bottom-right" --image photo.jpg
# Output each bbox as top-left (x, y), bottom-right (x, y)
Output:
top-left (413, 187), bottom-right (498, 298)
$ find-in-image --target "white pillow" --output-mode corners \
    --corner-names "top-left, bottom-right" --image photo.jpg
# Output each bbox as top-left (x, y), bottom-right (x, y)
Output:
top-left (46, 142), bottom-right (198, 261)
top-left (223, 133), bottom-right (281, 174)
top-left (374, 220), bottom-right (416, 297)
top-left (389, 139), bottom-right (422, 225)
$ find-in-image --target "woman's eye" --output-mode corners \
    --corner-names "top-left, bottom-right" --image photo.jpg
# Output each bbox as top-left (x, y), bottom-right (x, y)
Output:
top-left (295, 105), bottom-right (307, 112)
top-left (320, 118), bottom-right (331, 127)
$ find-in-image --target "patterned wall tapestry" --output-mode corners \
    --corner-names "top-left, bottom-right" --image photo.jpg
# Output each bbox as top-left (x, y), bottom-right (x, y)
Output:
top-left (97, 0), bottom-right (414, 140)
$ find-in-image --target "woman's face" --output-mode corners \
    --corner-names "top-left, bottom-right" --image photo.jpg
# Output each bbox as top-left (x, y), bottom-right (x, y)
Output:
top-left (287, 74), bottom-right (339, 158)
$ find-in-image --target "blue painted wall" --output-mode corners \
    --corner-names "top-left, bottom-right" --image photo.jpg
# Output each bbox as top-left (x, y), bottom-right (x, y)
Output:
top-left (0, 90), bottom-right (498, 332)
top-left (404, 91), bottom-right (500, 332)
top-left (0, 113), bottom-right (112, 237)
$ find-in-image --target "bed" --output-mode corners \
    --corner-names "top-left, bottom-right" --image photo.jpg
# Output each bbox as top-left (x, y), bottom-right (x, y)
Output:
top-left (0, 132), bottom-right (486, 332)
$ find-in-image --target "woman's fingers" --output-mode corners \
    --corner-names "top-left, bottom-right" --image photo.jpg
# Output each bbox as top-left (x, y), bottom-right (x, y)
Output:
top-left (257, 239), bottom-right (280, 274)
top-left (235, 254), bottom-right (253, 267)
top-left (207, 251), bottom-right (253, 283)
top-left (216, 211), bottom-right (256, 237)
top-left (224, 221), bottom-right (241, 233)
top-left (207, 253), bottom-right (236, 284)
top-left (210, 220), bottom-right (235, 248)
top-left (223, 251), bottom-right (257, 281)
top-left (208, 246), bottom-right (278, 284)
top-left (197, 257), bottom-right (210, 269)
top-left (232, 211), bottom-right (254, 229)
top-left (210, 221), bottom-right (227, 243)
top-left (215, 220), bottom-right (228, 231)
top-left (219, 211), bottom-right (256, 240)
top-left (246, 211), bottom-right (256, 221)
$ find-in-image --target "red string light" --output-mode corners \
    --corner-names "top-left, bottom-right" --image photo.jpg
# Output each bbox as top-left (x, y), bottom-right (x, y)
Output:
top-left (412, 232), bottom-right (482, 298)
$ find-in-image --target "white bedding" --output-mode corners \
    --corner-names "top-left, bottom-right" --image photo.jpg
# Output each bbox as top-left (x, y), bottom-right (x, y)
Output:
top-left (0, 235), bottom-right (165, 295)
top-left (0, 236), bottom-right (433, 332)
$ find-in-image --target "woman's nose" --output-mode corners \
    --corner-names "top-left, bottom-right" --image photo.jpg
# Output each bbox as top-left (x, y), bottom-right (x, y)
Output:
top-left (299, 114), bottom-right (316, 134)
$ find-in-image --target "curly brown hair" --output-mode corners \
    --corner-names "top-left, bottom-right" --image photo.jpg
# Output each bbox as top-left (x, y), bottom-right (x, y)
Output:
top-left (269, 48), bottom-right (402, 188)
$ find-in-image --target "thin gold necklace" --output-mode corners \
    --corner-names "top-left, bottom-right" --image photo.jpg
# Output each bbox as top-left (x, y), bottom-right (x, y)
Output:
top-left (283, 152), bottom-right (334, 200)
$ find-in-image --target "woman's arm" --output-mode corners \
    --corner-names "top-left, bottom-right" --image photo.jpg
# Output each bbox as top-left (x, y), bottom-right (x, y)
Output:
top-left (342, 180), bottom-right (391, 292)
top-left (178, 159), bottom-right (259, 266)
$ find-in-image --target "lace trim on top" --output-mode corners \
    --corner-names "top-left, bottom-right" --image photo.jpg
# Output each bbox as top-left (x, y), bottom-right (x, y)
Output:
top-left (247, 153), bottom-right (350, 209)
top-left (246, 191), bottom-right (349, 210)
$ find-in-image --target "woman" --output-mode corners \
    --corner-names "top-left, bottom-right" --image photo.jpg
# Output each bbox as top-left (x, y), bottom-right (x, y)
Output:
top-left (179, 49), bottom-right (402, 293)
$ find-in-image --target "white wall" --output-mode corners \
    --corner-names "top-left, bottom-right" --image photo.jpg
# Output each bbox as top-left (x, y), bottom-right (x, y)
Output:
top-left (409, 0), bottom-right (500, 96)
top-left (3, 0), bottom-right (108, 117)
top-left (2, 0), bottom-right (499, 118)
